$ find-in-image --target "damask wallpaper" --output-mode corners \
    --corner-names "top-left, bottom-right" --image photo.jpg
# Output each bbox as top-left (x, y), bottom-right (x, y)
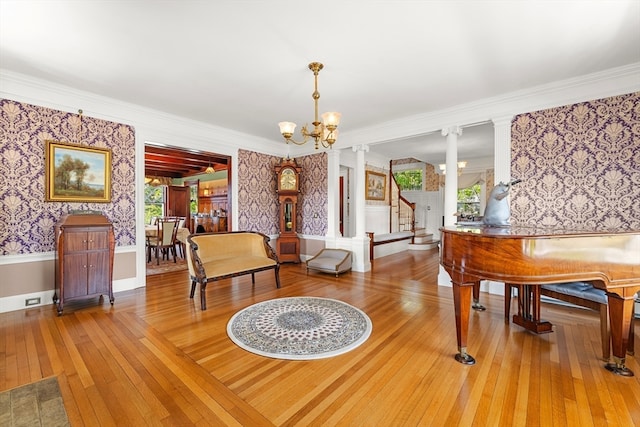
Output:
top-left (237, 149), bottom-right (328, 236)
top-left (237, 149), bottom-right (280, 234)
top-left (0, 99), bottom-right (136, 255)
top-left (510, 92), bottom-right (640, 230)
top-left (296, 152), bottom-right (328, 235)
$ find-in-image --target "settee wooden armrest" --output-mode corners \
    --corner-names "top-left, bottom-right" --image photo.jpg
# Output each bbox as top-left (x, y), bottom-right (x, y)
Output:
top-left (306, 249), bottom-right (352, 277)
top-left (187, 231), bottom-right (281, 310)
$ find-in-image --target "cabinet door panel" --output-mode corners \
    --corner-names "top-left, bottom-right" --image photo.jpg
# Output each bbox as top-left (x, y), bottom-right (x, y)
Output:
top-left (65, 232), bottom-right (88, 252)
top-left (88, 230), bottom-right (108, 250)
top-left (167, 185), bottom-right (190, 217)
top-left (87, 251), bottom-right (110, 295)
top-left (63, 253), bottom-right (88, 298)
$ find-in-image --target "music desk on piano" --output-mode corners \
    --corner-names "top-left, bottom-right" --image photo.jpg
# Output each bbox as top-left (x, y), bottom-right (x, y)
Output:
top-left (439, 225), bottom-right (640, 376)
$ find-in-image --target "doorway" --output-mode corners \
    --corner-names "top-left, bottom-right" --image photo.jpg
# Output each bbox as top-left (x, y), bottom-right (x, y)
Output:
top-left (144, 144), bottom-right (231, 274)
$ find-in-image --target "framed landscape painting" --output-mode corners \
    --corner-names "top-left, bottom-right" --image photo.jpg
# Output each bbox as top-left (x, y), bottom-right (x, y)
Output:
top-left (45, 141), bottom-right (112, 202)
top-left (366, 170), bottom-right (386, 201)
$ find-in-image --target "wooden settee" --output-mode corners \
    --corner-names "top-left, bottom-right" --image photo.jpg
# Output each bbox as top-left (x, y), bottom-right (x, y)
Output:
top-left (187, 231), bottom-right (281, 310)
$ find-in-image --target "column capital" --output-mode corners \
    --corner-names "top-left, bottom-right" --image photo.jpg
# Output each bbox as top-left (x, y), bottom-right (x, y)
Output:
top-left (491, 115), bottom-right (514, 127)
top-left (352, 144), bottom-right (370, 153)
top-left (441, 126), bottom-right (462, 137)
top-left (326, 149), bottom-right (340, 160)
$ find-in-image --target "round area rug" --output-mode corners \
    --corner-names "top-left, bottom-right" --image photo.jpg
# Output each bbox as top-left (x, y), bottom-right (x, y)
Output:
top-left (227, 297), bottom-right (373, 360)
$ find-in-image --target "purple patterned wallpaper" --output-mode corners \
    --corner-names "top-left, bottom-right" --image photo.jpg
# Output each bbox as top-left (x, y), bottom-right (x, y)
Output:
top-left (0, 99), bottom-right (136, 255)
top-left (296, 152), bottom-right (328, 235)
top-left (511, 92), bottom-right (640, 230)
top-left (237, 149), bottom-right (328, 236)
top-left (237, 149), bottom-right (279, 234)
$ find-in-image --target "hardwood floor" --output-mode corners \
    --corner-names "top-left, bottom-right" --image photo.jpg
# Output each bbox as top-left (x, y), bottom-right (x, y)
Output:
top-left (2, 249), bottom-right (639, 426)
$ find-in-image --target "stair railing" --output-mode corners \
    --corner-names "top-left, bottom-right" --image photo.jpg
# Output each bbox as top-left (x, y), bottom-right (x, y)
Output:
top-left (388, 163), bottom-right (416, 242)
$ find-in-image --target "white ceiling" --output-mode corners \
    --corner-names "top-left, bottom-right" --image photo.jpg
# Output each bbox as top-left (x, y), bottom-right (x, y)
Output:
top-left (1, 1), bottom-right (639, 166)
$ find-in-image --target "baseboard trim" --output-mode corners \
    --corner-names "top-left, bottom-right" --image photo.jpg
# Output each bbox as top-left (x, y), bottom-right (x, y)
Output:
top-left (0, 277), bottom-right (141, 314)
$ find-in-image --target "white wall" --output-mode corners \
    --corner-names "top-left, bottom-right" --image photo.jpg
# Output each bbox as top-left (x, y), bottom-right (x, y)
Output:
top-left (402, 191), bottom-right (443, 237)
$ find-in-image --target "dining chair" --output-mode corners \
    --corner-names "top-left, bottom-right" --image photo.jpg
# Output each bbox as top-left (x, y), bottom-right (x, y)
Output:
top-left (174, 217), bottom-right (188, 258)
top-left (146, 219), bottom-right (179, 265)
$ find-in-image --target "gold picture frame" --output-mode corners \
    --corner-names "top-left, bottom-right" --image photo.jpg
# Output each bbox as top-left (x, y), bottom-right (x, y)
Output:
top-left (45, 141), bottom-right (112, 202)
top-left (366, 170), bottom-right (386, 201)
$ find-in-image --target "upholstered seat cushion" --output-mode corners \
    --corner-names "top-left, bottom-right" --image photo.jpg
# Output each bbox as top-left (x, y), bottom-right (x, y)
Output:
top-left (189, 232), bottom-right (276, 278)
top-left (306, 249), bottom-right (352, 276)
top-left (541, 282), bottom-right (607, 305)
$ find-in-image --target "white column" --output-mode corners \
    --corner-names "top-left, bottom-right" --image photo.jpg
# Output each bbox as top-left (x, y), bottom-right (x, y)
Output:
top-left (479, 172), bottom-right (487, 215)
top-left (349, 144), bottom-right (371, 272)
top-left (479, 116), bottom-right (515, 295)
top-left (353, 144), bottom-right (369, 238)
top-left (326, 149), bottom-right (341, 240)
top-left (492, 116), bottom-right (513, 185)
top-left (442, 126), bottom-right (462, 226)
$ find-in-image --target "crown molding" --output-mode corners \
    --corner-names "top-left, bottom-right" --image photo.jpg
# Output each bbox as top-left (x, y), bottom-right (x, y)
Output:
top-left (3, 63), bottom-right (638, 157)
top-left (0, 69), bottom-right (287, 157)
top-left (339, 62), bottom-right (640, 147)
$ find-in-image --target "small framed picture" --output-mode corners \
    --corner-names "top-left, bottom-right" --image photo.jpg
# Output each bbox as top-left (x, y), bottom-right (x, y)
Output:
top-left (45, 141), bottom-right (112, 202)
top-left (366, 170), bottom-right (386, 201)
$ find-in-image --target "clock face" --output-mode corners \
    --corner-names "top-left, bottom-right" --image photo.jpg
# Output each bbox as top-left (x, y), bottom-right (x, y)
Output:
top-left (280, 168), bottom-right (297, 190)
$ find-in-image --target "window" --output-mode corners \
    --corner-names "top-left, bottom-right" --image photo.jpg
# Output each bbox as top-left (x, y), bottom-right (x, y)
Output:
top-left (393, 169), bottom-right (423, 191)
top-left (190, 185), bottom-right (198, 215)
top-left (457, 184), bottom-right (481, 216)
top-left (144, 184), bottom-right (165, 224)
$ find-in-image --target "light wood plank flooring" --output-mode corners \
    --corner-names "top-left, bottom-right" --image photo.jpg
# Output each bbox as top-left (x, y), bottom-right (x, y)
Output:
top-left (1, 249), bottom-right (639, 426)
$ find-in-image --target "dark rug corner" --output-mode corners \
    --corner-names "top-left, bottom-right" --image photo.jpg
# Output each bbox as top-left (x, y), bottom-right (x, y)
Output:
top-left (0, 377), bottom-right (69, 427)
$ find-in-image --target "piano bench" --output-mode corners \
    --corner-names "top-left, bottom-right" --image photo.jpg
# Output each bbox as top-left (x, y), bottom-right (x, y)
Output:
top-left (506, 282), bottom-right (635, 361)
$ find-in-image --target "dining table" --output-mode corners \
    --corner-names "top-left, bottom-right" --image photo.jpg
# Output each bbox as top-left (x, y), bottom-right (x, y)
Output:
top-left (144, 225), bottom-right (191, 258)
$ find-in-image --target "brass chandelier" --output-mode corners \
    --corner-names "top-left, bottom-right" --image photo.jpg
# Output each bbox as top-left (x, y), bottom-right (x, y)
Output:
top-left (278, 62), bottom-right (341, 149)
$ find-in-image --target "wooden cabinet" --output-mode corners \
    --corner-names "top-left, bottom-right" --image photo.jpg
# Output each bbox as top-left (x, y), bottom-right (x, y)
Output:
top-left (193, 215), bottom-right (227, 233)
top-left (54, 213), bottom-right (115, 315)
top-left (198, 195), bottom-right (228, 216)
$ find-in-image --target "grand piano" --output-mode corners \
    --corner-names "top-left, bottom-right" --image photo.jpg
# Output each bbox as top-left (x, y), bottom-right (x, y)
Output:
top-left (440, 225), bottom-right (640, 376)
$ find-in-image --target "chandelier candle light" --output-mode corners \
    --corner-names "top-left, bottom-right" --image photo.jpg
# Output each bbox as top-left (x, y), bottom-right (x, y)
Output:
top-left (278, 62), bottom-right (341, 149)
top-left (439, 161), bottom-right (467, 175)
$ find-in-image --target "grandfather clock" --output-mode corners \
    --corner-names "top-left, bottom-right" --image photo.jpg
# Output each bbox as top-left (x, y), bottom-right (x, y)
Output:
top-left (275, 158), bottom-right (302, 263)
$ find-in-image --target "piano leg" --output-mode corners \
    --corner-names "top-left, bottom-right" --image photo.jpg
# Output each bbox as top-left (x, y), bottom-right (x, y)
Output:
top-left (472, 282), bottom-right (486, 311)
top-left (453, 281), bottom-right (476, 365)
top-left (605, 294), bottom-right (635, 377)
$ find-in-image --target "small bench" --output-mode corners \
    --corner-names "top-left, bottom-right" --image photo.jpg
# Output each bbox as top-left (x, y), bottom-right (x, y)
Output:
top-left (505, 282), bottom-right (635, 360)
top-left (366, 231), bottom-right (414, 260)
top-left (187, 231), bottom-right (281, 310)
top-left (306, 249), bottom-right (352, 277)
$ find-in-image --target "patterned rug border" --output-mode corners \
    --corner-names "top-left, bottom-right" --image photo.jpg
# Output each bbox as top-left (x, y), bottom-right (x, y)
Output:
top-left (227, 297), bottom-right (373, 360)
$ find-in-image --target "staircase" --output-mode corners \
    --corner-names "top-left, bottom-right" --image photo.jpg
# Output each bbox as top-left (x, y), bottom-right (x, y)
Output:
top-left (386, 162), bottom-right (440, 252)
top-left (408, 227), bottom-right (440, 251)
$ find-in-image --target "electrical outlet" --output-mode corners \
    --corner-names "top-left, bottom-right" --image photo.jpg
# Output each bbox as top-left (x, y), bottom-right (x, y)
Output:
top-left (25, 297), bottom-right (41, 306)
